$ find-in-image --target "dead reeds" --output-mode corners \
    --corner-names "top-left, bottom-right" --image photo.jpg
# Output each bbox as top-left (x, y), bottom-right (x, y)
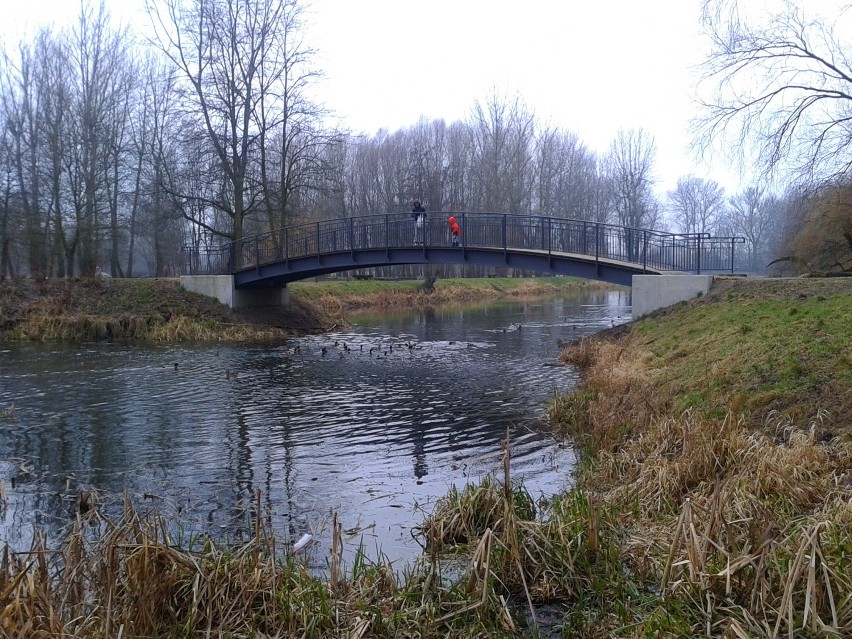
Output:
top-left (8, 312), bottom-right (286, 342)
top-left (0, 485), bottom-right (535, 638)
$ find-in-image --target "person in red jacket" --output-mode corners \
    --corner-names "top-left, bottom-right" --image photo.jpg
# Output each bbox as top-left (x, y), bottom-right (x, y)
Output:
top-left (447, 216), bottom-right (461, 247)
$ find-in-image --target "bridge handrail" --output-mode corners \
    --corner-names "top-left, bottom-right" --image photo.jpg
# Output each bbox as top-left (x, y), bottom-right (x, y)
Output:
top-left (183, 211), bottom-right (745, 276)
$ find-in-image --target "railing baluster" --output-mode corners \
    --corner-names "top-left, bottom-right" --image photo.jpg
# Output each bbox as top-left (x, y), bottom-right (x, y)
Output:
top-left (595, 223), bottom-right (600, 264)
top-left (697, 234), bottom-right (702, 274)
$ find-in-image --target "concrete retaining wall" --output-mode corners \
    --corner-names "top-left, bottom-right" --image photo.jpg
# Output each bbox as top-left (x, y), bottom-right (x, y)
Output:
top-left (180, 275), bottom-right (288, 309)
top-left (631, 274), bottom-right (714, 318)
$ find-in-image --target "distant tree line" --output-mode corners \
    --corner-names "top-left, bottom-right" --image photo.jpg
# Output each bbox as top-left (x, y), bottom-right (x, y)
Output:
top-left (1, 0), bottom-right (849, 280)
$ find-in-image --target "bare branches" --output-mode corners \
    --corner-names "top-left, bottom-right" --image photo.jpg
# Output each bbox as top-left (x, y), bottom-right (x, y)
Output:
top-left (697, 0), bottom-right (852, 185)
top-left (607, 128), bottom-right (658, 228)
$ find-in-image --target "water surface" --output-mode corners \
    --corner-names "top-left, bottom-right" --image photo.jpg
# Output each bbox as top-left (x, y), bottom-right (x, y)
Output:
top-left (0, 289), bottom-right (631, 564)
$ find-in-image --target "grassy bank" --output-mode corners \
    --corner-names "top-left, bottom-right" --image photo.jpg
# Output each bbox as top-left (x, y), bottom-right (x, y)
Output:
top-left (291, 276), bottom-right (615, 315)
top-left (0, 275), bottom-right (614, 342)
top-left (547, 276), bottom-right (852, 636)
top-left (0, 277), bottom-right (337, 342)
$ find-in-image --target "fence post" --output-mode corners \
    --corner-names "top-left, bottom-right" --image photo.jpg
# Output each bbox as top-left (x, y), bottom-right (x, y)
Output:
top-left (730, 237), bottom-right (735, 273)
top-left (502, 215), bottom-right (507, 251)
top-left (642, 230), bottom-right (648, 272)
top-left (697, 234), bottom-right (702, 274)
top-left (595, 223), bottom-right (600, 263)
top-left (547, 217), bottom-right (552, 255)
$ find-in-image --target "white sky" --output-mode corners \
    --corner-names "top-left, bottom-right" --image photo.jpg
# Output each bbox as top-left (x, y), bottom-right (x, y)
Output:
top-left (2, 0), bottom-right (770, 195)
top-left (307, 0), bottom-right (723, 193)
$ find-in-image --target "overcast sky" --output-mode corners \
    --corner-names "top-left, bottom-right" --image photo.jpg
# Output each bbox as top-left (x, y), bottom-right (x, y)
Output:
top-left (307, 0), bottom-right (719, 191)
top-left (3, 0), bottom-right (786, 195)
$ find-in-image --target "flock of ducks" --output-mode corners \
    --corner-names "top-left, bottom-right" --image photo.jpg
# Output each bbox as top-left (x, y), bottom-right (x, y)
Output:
top-left (207, 322), bottom-right (535, 378)
top-left (169, 317), bottom-right (624, 380)
top-left (297, 338), bottom-right (443, 360)
top-left (284, 324), bottom-right (534, 362)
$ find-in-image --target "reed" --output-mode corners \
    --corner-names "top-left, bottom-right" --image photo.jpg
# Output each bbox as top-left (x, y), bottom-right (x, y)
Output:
top-left (8, 312), bottom-right (288, 342)
top-left (0, 492), bottom-right (534, 637)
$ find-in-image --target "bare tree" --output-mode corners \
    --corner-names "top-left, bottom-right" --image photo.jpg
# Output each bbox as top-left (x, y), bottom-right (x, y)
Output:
top-left (667, 175), bottom-right (726, 234)
top-left (698, 0), bottom-right (852, 184)
top-left (1, 40), bottom-right (50, 277)
top-left (470, 93), bottom-right (536, 213)
top-left (533, 127), bottom-right (601, 219)
top-left (138, 60), bottom-right (184, 276)
top-left (607, 128), bottom-right (659, 228)
top-left (253, 0), bottom-right (337, 231)
top-left (66, 1), bottom-right (134, 276)
top-left (0, 117), bottom-right (16, 278)
top-left (727, 185), bottom-right (778, 271)
top-left (146, 0), bottom-right (323, 257)
top-left (35, 30), bottom-right (76, 278)
top-left (442, 121), bottom-right (475, 210)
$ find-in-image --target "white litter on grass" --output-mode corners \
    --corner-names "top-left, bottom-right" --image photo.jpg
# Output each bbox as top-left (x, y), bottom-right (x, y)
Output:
top-left (292, 533), bottom-right (314, 554)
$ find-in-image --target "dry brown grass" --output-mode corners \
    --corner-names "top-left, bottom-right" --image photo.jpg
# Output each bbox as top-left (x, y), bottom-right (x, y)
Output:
top-left (0, 490), bottom-right (530, 638)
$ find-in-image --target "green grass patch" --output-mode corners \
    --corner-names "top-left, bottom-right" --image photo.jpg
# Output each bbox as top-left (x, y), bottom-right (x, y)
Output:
top-left (631, 291), bottom-right (852, 433)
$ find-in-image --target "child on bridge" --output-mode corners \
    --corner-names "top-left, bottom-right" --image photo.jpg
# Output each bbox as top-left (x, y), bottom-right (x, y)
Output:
top-left (447, 216), bottom-right (461, 247)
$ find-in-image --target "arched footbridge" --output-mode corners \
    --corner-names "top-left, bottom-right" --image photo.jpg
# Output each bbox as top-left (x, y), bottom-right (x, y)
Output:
top-left (185, 212), bottom-right (744, 289)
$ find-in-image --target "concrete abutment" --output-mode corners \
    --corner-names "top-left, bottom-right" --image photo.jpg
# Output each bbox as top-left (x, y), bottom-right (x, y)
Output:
top-left (180, 275), bottom-right (289, 309)
top-left (631, 274), bottom-right (714, 318)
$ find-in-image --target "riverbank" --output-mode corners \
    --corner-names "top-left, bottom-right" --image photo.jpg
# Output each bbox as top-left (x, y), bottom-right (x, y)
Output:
top-left (0, 276), bottom-right (616, 342)
top-left (290, 276), bottom-right (615, 314)
top-left (549, 276), bottom-right (851, 636)
top-left (0, 277), bottom-right (336, 341)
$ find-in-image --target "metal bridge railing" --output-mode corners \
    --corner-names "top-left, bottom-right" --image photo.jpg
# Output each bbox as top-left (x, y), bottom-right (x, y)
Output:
top-left (183, 212), bottom-right (745, 277)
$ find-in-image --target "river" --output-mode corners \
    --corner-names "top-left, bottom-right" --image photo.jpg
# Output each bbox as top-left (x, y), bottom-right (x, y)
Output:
top-left (0, 288), bottom-right (631, 566)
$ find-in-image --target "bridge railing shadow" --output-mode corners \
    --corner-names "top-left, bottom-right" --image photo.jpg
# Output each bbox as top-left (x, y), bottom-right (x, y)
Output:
top-left (183, 212), bottom-right (745, 276)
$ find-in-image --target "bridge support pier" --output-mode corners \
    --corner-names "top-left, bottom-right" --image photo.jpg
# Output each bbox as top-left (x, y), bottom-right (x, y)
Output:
top-left (180, 275), bottom-right (289, 309)
top-left (631, 274), bottom-right (714, 318)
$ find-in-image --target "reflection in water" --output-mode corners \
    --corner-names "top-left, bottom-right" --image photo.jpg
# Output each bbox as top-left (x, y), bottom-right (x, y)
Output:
top-left (0, 289), bottom-right (631, 564)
